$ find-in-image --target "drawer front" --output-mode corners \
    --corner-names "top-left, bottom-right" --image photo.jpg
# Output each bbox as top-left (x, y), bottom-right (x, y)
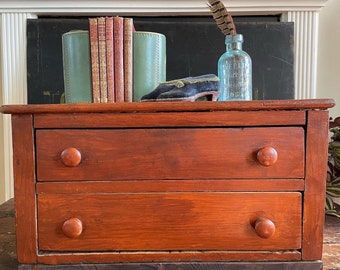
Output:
top-left (37, 192), bottom-right (302, 251)
top-left (36, 127), bottom-right (304, 181)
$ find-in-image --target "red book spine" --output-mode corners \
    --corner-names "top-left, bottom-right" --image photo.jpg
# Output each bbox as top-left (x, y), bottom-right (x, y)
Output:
top-left (123, 18), bottom-right (133, 102)
top-left (89, 18), bottom-right (100, 103)
top-left (113, 16), bottom-right (124, 102)
top-left (98, 17), bottom-right (108, 103)
top-left (105, 17), bottom-right (115, 102)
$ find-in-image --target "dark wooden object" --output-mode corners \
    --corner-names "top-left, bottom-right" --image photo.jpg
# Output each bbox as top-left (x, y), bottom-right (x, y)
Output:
top-left (0, 99), bottom-right (335, 269)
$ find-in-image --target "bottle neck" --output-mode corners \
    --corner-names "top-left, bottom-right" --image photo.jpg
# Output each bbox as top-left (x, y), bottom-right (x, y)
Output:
top-left (226, 42), bottom-right (242, 51)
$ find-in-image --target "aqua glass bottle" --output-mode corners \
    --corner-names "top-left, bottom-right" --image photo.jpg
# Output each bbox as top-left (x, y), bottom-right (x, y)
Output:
top-left (218, 34), bottom-right (252, 101)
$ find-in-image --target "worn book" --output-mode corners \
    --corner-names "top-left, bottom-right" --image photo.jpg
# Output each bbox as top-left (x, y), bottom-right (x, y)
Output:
top-left (113, 16), bottom-right (124, 102)
top-left (123, 18), bottom-right (134, 102)
top-left (105, 17), bottom-right (115, 102)
top-left (62, 30), bottom-right (92, 103)
top-left (98, 17), bottom-right (108, 103)
top-left (88, 18), bottom-right (100, 103)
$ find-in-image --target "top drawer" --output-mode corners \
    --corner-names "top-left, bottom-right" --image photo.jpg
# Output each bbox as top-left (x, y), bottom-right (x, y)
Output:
top-left (36, 127), bottom-right (304, 181)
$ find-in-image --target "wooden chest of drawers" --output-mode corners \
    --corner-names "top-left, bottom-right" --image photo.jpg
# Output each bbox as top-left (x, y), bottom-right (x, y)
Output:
top-left (1, 99), bottom-right (334, 269)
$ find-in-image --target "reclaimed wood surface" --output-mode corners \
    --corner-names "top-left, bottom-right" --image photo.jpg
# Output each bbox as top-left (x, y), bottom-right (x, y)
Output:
top-left (302, 110), bottom-right (330, 260)
top-left (11, 115), bottom-right (37, 264)
top-left (33, 110), bottom-right (306, 128)
top-left (36, 127), bottom-right (304, 181)
top-left (37, 192), bottom-right (301, 251)
top-left (36, 251), bottom-right (302, 265)
top-left (18, 261), bottom-right (323, 270)
top-left (4, 199), bottom-right (338, 270)
top-left (2, 100), bottom-right (333, 267)
top-left (1, 200), bottom-right (337, 270)
top-left (36, 179), bottom-right (305, 194)
top-left (0, 99), bottom-right (335, 114)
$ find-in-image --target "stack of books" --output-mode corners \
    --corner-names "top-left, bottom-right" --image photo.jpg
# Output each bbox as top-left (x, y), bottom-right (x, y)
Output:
top-left (89, 16), bottom-right (134, 103)
top-left (62, 16), bottom-right (134, 103)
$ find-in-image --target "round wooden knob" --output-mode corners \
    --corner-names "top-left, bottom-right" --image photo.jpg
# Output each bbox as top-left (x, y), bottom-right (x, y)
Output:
top-left (257, 146), bottom-right (278, 166)
top-left (61, 147), bottom-right (82, 167)
top-left (254, 217), bottom-right (276, 239)
top-left (62, 218), bottom-right (83, 238)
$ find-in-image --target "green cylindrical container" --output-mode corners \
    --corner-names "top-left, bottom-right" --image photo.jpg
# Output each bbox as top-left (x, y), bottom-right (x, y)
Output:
top-left (133, 31), bottom-right (166, 101)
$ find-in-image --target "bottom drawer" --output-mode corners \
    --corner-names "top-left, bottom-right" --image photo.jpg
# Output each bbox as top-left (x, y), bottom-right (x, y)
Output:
top-left (37, 192), bottom-right (301, 251)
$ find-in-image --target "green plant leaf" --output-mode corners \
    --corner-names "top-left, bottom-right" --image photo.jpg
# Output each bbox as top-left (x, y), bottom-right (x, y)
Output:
top-left (326, 186), bottom-right (340, 197)
top-left (325, 196), bottom-right (334, 210)
top-left (330, 177), bottom-right (340, 186)
top-left (325, 209), bottom-right (340, 218)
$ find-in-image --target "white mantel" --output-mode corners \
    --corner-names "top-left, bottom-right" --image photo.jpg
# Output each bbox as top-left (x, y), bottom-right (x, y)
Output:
top-left (0, 0), bottom-right (329, 200)
top-left (0, 0), bottom-right (329, 14)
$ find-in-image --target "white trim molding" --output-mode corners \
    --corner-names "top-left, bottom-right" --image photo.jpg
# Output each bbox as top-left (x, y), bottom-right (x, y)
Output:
top-left (0, 1), bottom-right (329, 15)
top-left (0, 0), bottom-right (330, 201)
top-left (0, 12), bottom-right (36, 201)
top-left (283, 11), bottom-right (320, 99)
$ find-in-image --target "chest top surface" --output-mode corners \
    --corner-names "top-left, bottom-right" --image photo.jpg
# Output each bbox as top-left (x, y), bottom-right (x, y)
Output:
top-left (0, 99), bottom-right (335, 115)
